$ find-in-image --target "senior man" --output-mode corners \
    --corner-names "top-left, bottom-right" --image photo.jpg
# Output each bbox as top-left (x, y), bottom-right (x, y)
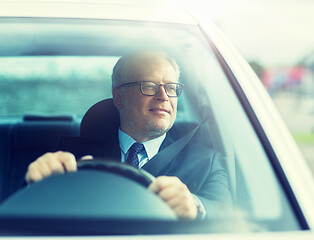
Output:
top-left (25, 51), bottom-right (232, 220)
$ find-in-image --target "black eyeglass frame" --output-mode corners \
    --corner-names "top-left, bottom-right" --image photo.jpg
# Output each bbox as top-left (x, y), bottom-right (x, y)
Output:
top-left (117, 81), bottom-right (184, 97)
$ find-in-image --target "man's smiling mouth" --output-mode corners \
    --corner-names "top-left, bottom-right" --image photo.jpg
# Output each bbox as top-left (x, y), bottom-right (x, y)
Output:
top-left (149, 108), bottom-right (170, 114)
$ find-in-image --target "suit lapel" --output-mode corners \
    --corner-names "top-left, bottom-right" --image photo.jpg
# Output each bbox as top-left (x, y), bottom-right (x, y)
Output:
top-left (142, 133), bottom-right (176, 176)
top-left (103, 131), bottom-right (121, 160)
top-left (159, 132), bottom-right (174, 151)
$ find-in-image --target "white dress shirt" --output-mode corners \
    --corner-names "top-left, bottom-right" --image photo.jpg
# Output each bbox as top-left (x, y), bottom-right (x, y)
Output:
top-left (118, 129), bottom-right (166, 169)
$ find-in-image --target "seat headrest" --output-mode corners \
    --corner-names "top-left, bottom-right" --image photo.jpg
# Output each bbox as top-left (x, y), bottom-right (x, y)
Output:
top-left (80, 98), bottom-right (120, 139)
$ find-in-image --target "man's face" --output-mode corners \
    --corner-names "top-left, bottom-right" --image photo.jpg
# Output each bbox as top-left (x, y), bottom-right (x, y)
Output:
top-left (114, 57), bottom-right (178, 142)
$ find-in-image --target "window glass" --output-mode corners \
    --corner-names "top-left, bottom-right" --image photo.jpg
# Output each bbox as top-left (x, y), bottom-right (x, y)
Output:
top-left (0, 56), bottom-right (118, 117)
top-left (186, 44), bottom-right (300, 230)
top-left (0, 18), bottom-right (301, 232)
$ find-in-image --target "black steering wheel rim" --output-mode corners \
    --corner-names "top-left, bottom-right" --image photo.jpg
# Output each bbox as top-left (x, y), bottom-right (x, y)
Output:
top-left (77, 159), bottom-right (155, 187)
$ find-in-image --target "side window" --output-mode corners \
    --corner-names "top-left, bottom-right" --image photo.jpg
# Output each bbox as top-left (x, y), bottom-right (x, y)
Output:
top-left (0, 56), bottom-right (118, 117)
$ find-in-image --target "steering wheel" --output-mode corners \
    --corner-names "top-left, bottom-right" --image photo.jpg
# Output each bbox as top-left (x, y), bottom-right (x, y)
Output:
top-left (77, 159), bottom-right (155, 187)
top-left (0, 158), bottom-right (177, 225)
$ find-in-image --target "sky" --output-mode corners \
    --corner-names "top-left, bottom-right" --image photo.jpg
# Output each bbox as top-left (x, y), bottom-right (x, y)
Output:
top-left (185, 0), bottom-right (314, 68)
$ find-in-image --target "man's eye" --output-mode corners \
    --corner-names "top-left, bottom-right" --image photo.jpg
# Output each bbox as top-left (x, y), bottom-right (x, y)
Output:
top-left (143, 83), bottom-right (155, 89)
top-left (167, 85), bottom-right (176, 92)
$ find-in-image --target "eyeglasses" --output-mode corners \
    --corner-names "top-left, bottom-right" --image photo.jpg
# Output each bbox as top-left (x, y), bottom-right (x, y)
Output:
top-left (117, 81), bottom-right (184, 97)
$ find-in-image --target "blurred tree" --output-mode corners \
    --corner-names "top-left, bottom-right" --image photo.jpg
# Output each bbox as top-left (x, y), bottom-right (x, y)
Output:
top-left (249, 60), bottom-right (264, 79)
top-left (298, 50), bottom-right (314, 72)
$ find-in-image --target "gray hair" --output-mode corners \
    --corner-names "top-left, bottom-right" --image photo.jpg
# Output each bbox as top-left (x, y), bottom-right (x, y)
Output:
top-left (111, 51), bottom-right (180, 89)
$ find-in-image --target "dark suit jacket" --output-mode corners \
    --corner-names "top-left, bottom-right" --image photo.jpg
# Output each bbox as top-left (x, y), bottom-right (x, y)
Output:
top-left (57, 127), bottom-right (233, 218)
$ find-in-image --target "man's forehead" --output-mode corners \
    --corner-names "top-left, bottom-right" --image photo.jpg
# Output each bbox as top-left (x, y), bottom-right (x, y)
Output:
top-left (127, 57), bottom-right (178, 80)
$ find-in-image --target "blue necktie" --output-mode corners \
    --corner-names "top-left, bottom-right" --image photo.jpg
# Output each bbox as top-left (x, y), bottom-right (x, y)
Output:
top-left (126, 142), bottom-right (144, 168)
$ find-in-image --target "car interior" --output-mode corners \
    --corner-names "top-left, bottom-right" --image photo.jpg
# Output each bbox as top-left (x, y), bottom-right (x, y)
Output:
top-left (0, 97), bottom-right (212, 203)
top-left (0, 110), bottom-right (80, 202)
top-left (0, 17), bottom-right (305, 235)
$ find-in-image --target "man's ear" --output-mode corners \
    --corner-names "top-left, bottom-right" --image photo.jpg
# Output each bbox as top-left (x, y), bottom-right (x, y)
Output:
top-left (112, 88), bottom-right (124, 109)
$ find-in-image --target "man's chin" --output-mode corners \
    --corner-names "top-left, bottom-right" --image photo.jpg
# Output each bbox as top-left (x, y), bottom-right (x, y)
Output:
top-left (147, 122), bottom-right (173, 136)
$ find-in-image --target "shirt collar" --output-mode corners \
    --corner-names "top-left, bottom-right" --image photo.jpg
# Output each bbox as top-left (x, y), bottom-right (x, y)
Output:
top-left (118, 129), bottom-right (166, 160)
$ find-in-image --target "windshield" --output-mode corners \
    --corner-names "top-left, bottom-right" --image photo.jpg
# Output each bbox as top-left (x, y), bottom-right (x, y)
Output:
top-left (0, 17), bottom-right (301, 235)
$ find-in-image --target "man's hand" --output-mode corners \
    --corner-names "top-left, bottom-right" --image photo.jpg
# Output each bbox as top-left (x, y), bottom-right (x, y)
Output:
top-left (148, 176), bottom-right (197, 220)
top-left (25, 151), bottom-right (77, 184)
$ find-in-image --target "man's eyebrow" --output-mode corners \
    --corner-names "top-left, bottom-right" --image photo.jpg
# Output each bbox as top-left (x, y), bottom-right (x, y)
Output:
top-left (143, 79), bottom-right (179, 83)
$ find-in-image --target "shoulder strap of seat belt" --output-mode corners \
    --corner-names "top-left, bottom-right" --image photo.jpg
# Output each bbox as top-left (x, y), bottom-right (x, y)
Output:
top-left (142, 119), bottom-right (207, 176)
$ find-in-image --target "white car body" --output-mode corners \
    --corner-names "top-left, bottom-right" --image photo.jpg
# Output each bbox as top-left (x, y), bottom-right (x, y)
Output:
top-left (0, 1), bottom-right (313, 239)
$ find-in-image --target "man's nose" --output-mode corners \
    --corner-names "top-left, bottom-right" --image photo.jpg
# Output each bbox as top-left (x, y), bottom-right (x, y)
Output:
top-left (155, 85), bottom-right (169, 101)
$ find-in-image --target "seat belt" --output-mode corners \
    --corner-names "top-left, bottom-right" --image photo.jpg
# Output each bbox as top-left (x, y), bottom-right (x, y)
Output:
top-left (142, 119), bottom-right (207, 176)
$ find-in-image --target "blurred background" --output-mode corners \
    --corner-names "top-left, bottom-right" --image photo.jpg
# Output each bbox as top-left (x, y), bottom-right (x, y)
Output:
top-left (188, 0), bottom-right (314, 174)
